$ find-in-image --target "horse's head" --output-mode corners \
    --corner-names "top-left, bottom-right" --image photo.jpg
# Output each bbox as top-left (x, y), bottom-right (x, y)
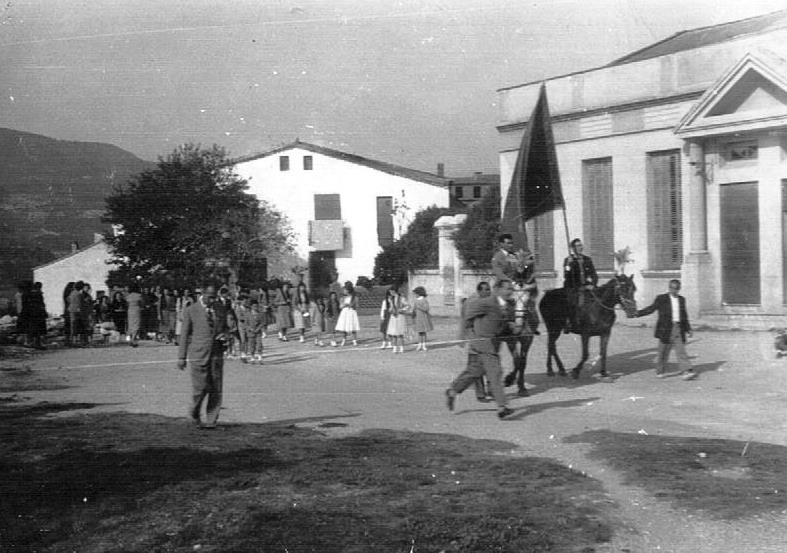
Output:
top-left (614, 274), bottom-right (637, 316)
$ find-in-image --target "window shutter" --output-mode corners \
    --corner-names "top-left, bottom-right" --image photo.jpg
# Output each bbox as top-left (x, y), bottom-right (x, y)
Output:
top-left (582, 158), bottom-right (614, 270)
top-left (376, 196), bottom-right (394, 247)
top-left (646, 150), bottom-right (682, 269)
top-left (314, 194), bottom-right (341, 220)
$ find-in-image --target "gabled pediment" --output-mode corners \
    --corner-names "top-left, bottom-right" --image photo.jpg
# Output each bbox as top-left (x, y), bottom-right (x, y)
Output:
top-left (675, 49), bottom-right (787, 138)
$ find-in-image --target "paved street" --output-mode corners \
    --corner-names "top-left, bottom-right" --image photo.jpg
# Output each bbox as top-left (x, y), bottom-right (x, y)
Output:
top-left (4, 315), bottom-right (787, 552)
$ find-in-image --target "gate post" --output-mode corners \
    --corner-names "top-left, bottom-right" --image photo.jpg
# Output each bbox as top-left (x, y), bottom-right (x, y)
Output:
top-left (434, 214), bottom-right (467, 307)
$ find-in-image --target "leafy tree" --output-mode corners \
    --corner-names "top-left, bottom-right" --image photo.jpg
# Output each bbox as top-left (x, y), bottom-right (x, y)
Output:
top-left (452, 190), bottom-right (501, 268)
top-left (102, 144), bottom-right (294, 288)
top-left (373, 205), bottom-right (451, 286)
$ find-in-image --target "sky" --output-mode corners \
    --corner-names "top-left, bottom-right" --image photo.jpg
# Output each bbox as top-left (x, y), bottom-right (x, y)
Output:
top-left (1, 0), bottom-right (785, 176)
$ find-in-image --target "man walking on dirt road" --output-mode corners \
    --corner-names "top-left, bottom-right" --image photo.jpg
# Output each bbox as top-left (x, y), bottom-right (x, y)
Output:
top-left (446, 279), bottom-right (515, 420)
top-left (635, 279), bottom-right (696, 380)
top-left (176, 284), bottom-right (229, 429)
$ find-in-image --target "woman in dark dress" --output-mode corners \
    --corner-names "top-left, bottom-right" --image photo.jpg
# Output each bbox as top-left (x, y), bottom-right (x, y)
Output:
top-left (22, 281), bottom-right (47, 349)
top-left (111, 291), bottom-right (128, 336)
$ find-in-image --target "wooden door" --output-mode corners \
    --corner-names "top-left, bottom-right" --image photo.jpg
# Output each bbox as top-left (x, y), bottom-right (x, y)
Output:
top-left (720, 181), bottom-right (759, 304)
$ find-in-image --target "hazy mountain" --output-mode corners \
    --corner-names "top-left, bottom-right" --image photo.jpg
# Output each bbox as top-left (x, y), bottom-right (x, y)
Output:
top-left (0, 128), bottom-right (153, 284)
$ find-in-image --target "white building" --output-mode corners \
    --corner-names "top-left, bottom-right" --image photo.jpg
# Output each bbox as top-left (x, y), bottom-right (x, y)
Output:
top-left (234, 140), bottom-right (450, 289)
top-left (497, 9), bottom-right (787, 327)
top-left (32, 236), bottom-right (111, 316)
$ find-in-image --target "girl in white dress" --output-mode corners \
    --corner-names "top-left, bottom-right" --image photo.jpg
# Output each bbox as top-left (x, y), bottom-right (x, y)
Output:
top-left (335, 281), bottom-right (360, 346)
top-left (385, 286), bottom-right (410, 353)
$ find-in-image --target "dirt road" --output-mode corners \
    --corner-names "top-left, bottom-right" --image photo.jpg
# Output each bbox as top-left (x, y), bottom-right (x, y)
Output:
top-left (4, 316), bottom-right (787, 552)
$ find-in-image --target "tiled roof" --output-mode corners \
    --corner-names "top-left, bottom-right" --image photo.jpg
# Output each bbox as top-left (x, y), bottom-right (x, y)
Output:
top-left (32, 239), bottom-right (108, 270)
top-left (609, 9), bottom-right (787, 66)
top-left (447, 173), bottom-right (500, 186)
top-left (233, 140), bottom-right (448, 187)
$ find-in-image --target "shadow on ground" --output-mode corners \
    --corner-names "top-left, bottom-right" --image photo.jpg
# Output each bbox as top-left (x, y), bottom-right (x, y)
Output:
top-left (1, 401), bottom-right (618, 553)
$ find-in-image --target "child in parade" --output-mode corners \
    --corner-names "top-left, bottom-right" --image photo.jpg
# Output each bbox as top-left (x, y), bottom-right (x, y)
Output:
top-left (335, 281), bottom-right (360, 346)
top-left (386, 286), bottom-right (410, 354)
top-left (412, 286), bottom-right (433, 351)
top-left (245, 299), bottom-right (264, 364)
top-left (234, 296), bottom-right (250, 361)
top-left (293, 281), bottom-right (311, 343)
top-left (326, 290), bottom-right (341, 347)
top-left (273, 280), bottom-right (292, 341)
top-left (310, 296), bottom-right (327, 346)
top-left (379, 288), bottom-right (393, 349)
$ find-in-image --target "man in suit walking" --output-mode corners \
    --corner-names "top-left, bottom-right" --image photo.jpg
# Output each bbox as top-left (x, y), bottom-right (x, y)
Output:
top-left (176, 284), bottom-right (229, 429)
top-left (635, 279), bottom-right (696, 380)
top-left (446, 279), bottom-right (516, 420)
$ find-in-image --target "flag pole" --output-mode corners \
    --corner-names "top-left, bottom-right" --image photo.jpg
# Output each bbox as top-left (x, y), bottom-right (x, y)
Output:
top-left (561, 203), bottom-right (571, 254)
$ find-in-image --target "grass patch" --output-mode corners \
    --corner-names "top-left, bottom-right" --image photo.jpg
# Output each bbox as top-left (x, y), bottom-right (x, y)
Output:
top-left (565, 430), bottom-right (787, 519)
top-left (1, 402), bottom-right (618, 553)
top-left (0, 364), bottom-right (71, 392)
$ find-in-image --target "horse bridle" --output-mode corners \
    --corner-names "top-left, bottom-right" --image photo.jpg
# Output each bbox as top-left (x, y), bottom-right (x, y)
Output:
top-left (587, 278), bottom-right (636, 313)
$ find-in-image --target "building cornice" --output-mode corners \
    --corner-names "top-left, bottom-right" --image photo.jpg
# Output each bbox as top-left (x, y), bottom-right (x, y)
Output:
top-left (496, 91), bottom-right (703, 134)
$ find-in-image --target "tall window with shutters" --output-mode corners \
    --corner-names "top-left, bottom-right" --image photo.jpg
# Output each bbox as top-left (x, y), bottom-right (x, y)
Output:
top-left (646, 150), bottom-right (682, 270)
top-left (528, 211), bottom-right (554, 273)
top-left (582, 157), bottom-right (614, 270)
top-left (376, 196), bottom-right (394, 247)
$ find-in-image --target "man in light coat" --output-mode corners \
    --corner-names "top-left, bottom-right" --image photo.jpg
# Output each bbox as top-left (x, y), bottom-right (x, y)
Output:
top-left (176, 284), bottom-right (228, 428)
top-left (446, 279), bottom-right (516, 419)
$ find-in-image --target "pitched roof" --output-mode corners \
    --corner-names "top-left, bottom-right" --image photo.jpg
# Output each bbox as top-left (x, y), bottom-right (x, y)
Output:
top-left (233, 140), bottom-right (448, 187)
top-left (609, 9), bottom-right (787, 66)
top-left (33, 239), bottom-right (109, 271)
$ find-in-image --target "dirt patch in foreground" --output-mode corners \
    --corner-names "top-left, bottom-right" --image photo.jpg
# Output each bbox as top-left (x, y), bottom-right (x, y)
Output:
top-left (566, 430), bottom-right (787, 519)
top-left (1, 401), bottom-right (619, 553)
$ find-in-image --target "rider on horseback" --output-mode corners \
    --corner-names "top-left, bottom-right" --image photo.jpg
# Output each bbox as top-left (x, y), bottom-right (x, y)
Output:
top-left (491, 233), bottom-right (539, 335)
top-left (563, 238), bottom-right (598, 333)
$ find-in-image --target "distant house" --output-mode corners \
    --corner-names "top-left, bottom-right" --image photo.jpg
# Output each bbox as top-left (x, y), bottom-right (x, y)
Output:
top-left (497, 9), bottom-right (787, 325)
top-left (234, 140), bottom-right (450, 290)
top-left (33, 235), bottom-right (111, 316)
top-left (447, 172), bottom-right (500, 207)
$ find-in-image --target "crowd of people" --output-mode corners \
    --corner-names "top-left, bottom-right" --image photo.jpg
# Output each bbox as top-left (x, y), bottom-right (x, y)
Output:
top-left (12, 277), bottom-right (435, 357)
top-left (12, 234), bottom-right (698, 429)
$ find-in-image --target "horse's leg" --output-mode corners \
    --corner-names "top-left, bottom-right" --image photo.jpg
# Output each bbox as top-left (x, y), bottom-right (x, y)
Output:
top-left (516, 336), bottom-right (533, 396)
top-left (546, 328), bottom-right (566, 377)
top-left (545, 329), bottom-right (556, 376)
top-left (503, 340), bottom-right (517, 387)
top-left (571, 334), bottom-right (590, 379)
top-left (598, 333), bottom-right (610, 377)
top-left (554, 332), bottom-right (567, 376)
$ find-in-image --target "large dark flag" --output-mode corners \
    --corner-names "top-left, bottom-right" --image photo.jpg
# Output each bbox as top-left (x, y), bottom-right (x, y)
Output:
top-left (501, 82), bottom-right (564, 252)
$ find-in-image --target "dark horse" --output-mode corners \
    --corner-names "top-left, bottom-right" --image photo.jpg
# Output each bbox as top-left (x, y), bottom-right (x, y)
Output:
top-left (538, 275), bottom-right (637, 379)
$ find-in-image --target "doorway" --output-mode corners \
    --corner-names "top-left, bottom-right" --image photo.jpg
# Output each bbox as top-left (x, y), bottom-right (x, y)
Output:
top-left (308, 251), bottom-right (336, 297)
top-left (720, 181), bottom-right (760, 304)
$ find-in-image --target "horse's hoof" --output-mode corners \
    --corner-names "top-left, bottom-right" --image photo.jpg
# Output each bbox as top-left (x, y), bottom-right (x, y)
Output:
top-left (558, 370), bottom-right (568, 377)
top-left (503, 373), bottom-right (515, 387)
top-left (517, 388), bottom-right (529, 397)
top-left (571, 369), bottom-right (580, 380)
top-left (546, 371), bottom-right (555, 377)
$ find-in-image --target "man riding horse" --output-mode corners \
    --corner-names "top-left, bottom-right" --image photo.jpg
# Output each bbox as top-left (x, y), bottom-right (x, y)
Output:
top-left (563, 238), bottom-right (597, 334)
top-left (491, 233), bottom-right (539, 336)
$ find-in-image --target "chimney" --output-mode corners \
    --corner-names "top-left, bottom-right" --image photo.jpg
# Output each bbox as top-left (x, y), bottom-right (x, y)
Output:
top-left (70, 241), bottom-right (79, 253)
top-left (437, 163), bottom-right (445, 177)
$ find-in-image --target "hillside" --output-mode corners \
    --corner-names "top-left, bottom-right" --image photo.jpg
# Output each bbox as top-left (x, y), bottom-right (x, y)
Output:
top-left (0, 128), bottom-right (154, 285)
